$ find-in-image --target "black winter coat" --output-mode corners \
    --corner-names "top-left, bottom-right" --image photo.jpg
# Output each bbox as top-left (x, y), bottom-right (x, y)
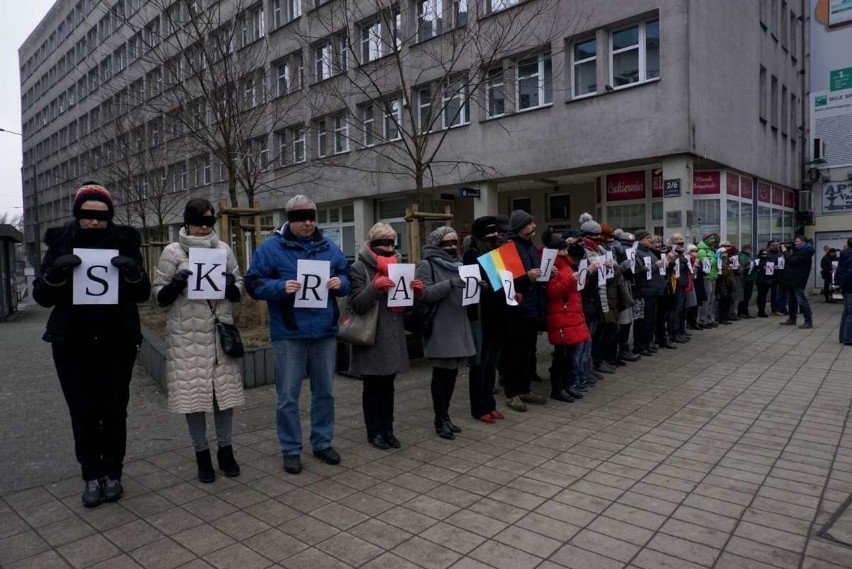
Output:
top-left (781, 244), bottom-right (814, 289)
top-left (835, 249), bottom-right (852, 294)
top-left (33, 223), bottom-right (151, 344)
top-left (633, 246), bottom-right (667, 298)
top-left (463, 239), bottom-right (510, 341)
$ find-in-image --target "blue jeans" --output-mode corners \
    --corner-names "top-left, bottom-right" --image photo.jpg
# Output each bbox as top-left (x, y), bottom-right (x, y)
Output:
top-left (788, 287), bottom-right (812, 324)
top-left (571, 340), bottom-right (591, 384)
top-left (841, 294), bottom-right (852, 343)
top-left (273, 337), bottom-right (336, 455)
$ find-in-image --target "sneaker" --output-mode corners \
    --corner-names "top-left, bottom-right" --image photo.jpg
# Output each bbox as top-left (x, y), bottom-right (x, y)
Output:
top-left (82, 479), bottom-right (103, 508)
top-left (798, 322), bottom-right (813, 329)
top-left (282, 454), bottom-right (302, 474)
top-left (313, 447), bottom-right (341, 465)
top-left (519, 392), bottom-right (547, 405)
top-left (506, 396), bottom-right (527, 412)
top-left (102, 477), bottom-right (123, 502)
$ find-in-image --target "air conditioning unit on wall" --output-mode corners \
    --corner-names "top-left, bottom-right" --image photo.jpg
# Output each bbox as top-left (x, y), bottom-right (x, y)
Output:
top-left (799, 190), bottom-right (813, 212)
top-left (812, 137), bottom-right (826, 162)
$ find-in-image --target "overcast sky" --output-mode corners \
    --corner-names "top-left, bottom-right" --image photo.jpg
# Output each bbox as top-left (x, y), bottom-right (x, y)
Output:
top-left (0, 1), bottom-right (56, 221)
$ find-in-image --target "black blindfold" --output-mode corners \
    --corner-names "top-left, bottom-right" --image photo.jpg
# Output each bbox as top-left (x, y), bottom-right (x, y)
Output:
top-left (287, 209), bottom-right (317, 223)
top-left (370, 239), bottom-right (396, 249)
top-left (75, 209), bottom-right (112, 221)
top-left (186, 214), bottom-right (216, 227)
top-left (439, 239), bottom-right (458, 248)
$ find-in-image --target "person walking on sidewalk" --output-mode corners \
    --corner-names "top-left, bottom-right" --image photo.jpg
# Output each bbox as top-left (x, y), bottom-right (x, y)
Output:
top-left (821, 248), bottom-right (838, 303)
top-left (834, 237), bottom-right (852, 344)
top-left (33, 182), bottom-right (151, 508)
top-left (779, 236), bottom-right (815, 329)
top-left (151, 198), bottom-right (245, 483)
top-left (348, 224), bottom-right (423, 449)
top-left (416, 227), bottom-right (476, 439)
top-left (245, 195), bottom-right (351, 474)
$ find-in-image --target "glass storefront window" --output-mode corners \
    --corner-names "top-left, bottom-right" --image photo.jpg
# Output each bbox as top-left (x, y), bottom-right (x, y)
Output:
top-left (757, 205), bottom-right (772, 247)
top-left (651, 201), bottom-right (663, 222)
top-left (783, 210), bottom-right (794, 241)
top-left (740, 202), bottom-right (752, 249)
top-left (606, 203), bottom-right (645, 233)
top-left (726, 201), bottom-right (739, 244)
top-left (773, 208), bottom-right (785, 242)
top-left (694, 199), bottom-right (720, 236)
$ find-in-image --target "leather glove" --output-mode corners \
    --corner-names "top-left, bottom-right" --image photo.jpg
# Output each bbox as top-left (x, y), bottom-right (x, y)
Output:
top-left (451, 277), bottom-right (466, 288)
top-left (410, 279), bottom-right (424, 297)
top-left (373, 275), bottom-right (395, 293)
top-left (45, 254), bottom-right (82, 285)
top-left (111, 255), bottom-right (142, 281)
top-left (171, 268), bottom-right (193, 290)
top-left (223, 272), bottom-right (241, 302)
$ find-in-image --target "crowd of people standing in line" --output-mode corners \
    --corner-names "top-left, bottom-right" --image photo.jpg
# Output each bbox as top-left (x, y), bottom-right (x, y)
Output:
top-left (35, 184), bottom-right (845, 509)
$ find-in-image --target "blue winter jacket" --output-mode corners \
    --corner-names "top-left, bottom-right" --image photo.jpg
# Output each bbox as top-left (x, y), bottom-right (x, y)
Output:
top-left (835, 248), bottom-right (852, 294)
top-left (244, 224), bottom-right (351, 341)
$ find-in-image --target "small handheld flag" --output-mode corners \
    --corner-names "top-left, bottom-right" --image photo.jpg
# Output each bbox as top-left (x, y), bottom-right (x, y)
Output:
top-left (477, 242), bottom-right (526, 290)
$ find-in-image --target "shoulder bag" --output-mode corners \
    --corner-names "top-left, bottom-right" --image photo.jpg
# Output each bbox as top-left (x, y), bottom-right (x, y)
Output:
top-left (337, 264), bottom-right (380, 346)
top-left (207, 301), bottom-right (244, 358)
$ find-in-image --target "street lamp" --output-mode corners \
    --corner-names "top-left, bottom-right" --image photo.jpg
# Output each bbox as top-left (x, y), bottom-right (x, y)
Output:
top-left (0, 127), bottom-right (40, 275)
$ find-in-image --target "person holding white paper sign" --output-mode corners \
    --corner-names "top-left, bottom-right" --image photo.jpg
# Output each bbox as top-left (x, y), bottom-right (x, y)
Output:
top-left (245, 195), bottom-right (351, 474)
top-left (33, 182), bottom-right (150, 508)
top-left (754, 248), bottom-right (773, 317)
top-left (151, 198), bottom-right (244, 484)
top-left (632, 230), bottom-right (667, 356)
top-left (416, 226), bottom-right (475, 440)
top-left (696, 232), bottom-right (721, 328)
top-left (347, 224), bottom-right (424, 450)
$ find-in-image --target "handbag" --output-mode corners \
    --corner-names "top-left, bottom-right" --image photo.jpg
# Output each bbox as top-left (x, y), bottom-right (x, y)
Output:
top-left (337, 300), bottom-right (379, 346)
top-left (208, 301), bottom-right (244, 357)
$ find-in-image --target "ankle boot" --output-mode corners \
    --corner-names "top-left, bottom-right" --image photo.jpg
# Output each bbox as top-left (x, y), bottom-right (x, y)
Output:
top-left (217, 446), bottom-right (241, 477)
top-left (445, 418), bottom-right (462, 433)
top-left (195, 449), bottom-right (216, 483)
top-left (434, 417), bottom-right (455, 440)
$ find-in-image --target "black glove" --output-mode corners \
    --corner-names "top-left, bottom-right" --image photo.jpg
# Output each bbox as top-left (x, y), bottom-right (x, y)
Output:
top-left (111, 255), bottom-right (142, 282)
top-left (157, 269), bottom-right (193, 307)
top-left (451, 277), bottom-right (466, 288)
top-left (223, 272), bottom-right (241, 302)
top-left (44, 254), bottom-right (82, 285)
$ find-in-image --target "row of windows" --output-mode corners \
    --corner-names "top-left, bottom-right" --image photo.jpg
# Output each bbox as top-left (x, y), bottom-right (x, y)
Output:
top-left (759, 0), bottom-right (800, 62)
top-left (758, 66), bottom-right (798, 137)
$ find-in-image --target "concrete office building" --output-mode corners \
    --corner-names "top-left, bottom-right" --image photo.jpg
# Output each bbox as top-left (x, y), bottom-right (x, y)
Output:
top-left (19, 0), bottom-right (806, 266)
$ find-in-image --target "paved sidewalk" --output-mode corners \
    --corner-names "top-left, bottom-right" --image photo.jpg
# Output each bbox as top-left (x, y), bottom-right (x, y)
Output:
top-left (1, 301), bottom-right (851, 568)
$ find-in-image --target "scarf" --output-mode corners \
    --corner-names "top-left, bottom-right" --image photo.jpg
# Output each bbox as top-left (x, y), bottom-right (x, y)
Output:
top-left (369, 246), bottom-right (405, 314)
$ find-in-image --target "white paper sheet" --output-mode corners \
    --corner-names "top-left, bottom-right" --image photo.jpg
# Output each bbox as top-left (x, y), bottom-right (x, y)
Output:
top-left (387, 264), bottom-right (415, 307)
top-left (577, 259), bottom-right (588, 291)
top-left (538, 248), bottom-right (558, 282)
top-left (72, 248), bottom-right (119, 305)
top-left (187, 247), bottom-right (227, 300)
top-left (294, 259), bottom-right (330, 308)
top-left (459, 264), bottom-right (481, 306)
top-left (499, 269), bottom-right (517, 306)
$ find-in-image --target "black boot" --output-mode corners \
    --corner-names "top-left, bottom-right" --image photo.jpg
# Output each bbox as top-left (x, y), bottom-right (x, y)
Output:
top-left (217, 446), bottom-right (241, 477)
top-left (435, 417), bottom-right (455, 439)
top-left (196, 449), bottom-right (216, 483)
top-left (619, 345), bottom-right (640, 361)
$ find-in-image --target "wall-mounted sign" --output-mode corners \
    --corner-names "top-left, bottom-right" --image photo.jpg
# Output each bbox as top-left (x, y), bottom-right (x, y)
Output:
top-left (823, 182), bottom-right (852, 213)
top-left (663, 178), bottom-right (681, 197)
top-left (693, 171), bottom-right (720, 194)
top-left (740, 176), bottom-right (753, 199)
top-left (758, 182), bottom-right (771, 203)
top-left (726, 173), bottom-right (740, 196)
top-left (457, 187), bottom-right (480, 198)
top-left (606, 171), bottom-right (645, 202)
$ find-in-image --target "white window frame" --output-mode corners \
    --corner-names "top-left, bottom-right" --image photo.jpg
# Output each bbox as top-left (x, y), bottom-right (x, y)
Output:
top-left (277, 61), bottom-right (290, 96)
top-left (362, 103), bottom-right (375, 147)
top-left (383, 98), bottom-right (402, 141)
top-left (484, 67), bottom-right (505, 118)
top-left (288, 0), bottom-right (301, 21)
top-left (572, 37), bottom-right (597, 98)
top-left (442, 80), bottom-right (469, 128)
top-left (417, 85), bottom-right (432, 133)
top-left (418, 0), bottom-right (442, 42)
top-left (488, 0), bottom-right (519, 14)
top-left (315, 43), bottom-right (332, 81)
top-left (334, 114), bottom-right (350, 154)
top-left (316, 119), bottom-right (328, 157)
top-left (361, 20), bottom-right (382, 62)
top-left (609, 18), bottom-right (659, 90)
top-left (292, 127), bottom-right (306, 163)
top-left (516, 52), bottom-right (552, 111)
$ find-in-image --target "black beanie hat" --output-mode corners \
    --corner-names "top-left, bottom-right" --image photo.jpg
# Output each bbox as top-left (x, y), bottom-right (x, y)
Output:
top-left (509, 210), bottom-right (534, 232)
top-left (471, 216), bottom-right (499, 239)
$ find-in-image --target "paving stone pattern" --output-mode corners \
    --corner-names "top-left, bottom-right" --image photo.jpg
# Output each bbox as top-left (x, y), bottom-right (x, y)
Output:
top-left (1, 301), bottom-right (851, 568)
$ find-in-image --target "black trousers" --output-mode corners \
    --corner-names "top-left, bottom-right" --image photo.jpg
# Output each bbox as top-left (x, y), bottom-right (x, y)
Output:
top-left (550, 345), bottom-right (577, 395)
top-left (635, 296), bottom-right (658, 350)
top-left (53, 340), bottom-right (136, 481)
top-left (469, 336), bottom-right (501, 418)
top-left (756, 283), bottom-right (770, 316)
top-left (668, 288), bottom-right (687, 338)
top-left (739, 281), bottom-right (755, 315)
top-left (362, 373), bottom-right (396, 439)
top-left (503, 316), bottom-right (538, 398)
top-left (431, 367), bottom-right (458, 420)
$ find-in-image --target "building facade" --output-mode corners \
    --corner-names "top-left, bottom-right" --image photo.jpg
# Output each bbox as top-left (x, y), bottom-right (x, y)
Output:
top-left (19, 0), bottom-right (808, 269)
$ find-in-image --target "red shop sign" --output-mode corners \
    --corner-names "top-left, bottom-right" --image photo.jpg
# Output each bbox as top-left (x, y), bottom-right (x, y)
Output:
top-left (652, 170), bottom-right (663, 198)
top-left (758, 182), bottom-right (771, 203)
top-left (693, 171), bottom-right (720, 194)
top-left (606, 171), bottom-right (646, 201)
top-left (740, 176), bottom-right (753, 199)
top-left (726, 173), bottom-right (739, 196)
top-left (784, 190), bottom-right (795, 208)
top-left (772, 187), bottom-right (784, 206)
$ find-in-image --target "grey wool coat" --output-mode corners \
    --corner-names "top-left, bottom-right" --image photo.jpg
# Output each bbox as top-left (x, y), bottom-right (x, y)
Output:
top-left (415, 246), bottom-right (476, 360)
top-left (347, 246), bottom-right (410, 377)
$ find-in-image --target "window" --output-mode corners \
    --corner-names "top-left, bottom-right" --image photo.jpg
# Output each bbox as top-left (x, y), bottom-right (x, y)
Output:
top-left (547, 194), bottom-right (570, 222)
top-left (417, 85), bottom-right (433, 132)
top-left (452, 0), bottom-right (467, 27)
top-left (383, 98), bottom-right (402, 140)
top-left (759, 66), bottom-right (767, 122)
top-left (418, 0), bottom-right (443, 41)
top-left (361, 103), bottom-right (375, 146)
top-left (315, 118), bottom-right (328, 157)
top-left (781, 84), bottom-right (788, 134)
top-left (272, 0), bottom-right (282, 28)
top-left (276, 60), bottom-right (291, 95)
top-left (442, 81), bottom-right (469, 128)
top-left (770, 75), bottom-right (778, 128)
top-left (487, 0), bottom-right (520, 14)
top-left (292, 126), bottom-right (306, 162)
top-left (485, 67), bottom-right (505, 117)
top-left (361, 20), bottom-right (382, 62)
top-left (517, 52), bottom-right (552, 110)
top-left (288, 0), bottom-right (301, 21)
top-left (315, 42), bottom-right (332, 81)
top-left (572, 38), bottom-right (596, 97)
top-left (336, 33), bottom-right (348, 73)
top-left (333, 114), bottom-right (349, 153)
top-left (238, 5), bottom-right (265, 47)
top-left (610, 19), bottom-right (659, 88)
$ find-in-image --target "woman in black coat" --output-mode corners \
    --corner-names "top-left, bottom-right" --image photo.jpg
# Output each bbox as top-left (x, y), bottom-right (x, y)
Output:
top-left (33, 182), bottom-right (151, 508)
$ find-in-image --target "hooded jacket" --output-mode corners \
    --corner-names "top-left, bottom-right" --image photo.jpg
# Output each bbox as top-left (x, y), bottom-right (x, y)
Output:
top-left (781, 242), bottom-right (814, 289)
top-left (244, 223), bottom-right (351, 341)
top-left (151, 228), bottom-right (245, 414)
top-left (696, 237), bottom-right (719, 280)
top-left (545, 255), bottom-right (591, 346)
top-left (834, 248), bottom-right (852, 294)
top-left (33, 223), bottom-right (151, 344)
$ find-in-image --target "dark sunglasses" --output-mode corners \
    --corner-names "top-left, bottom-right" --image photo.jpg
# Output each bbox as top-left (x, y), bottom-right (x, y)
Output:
top-left (287, 209), bottom-right (317, 223)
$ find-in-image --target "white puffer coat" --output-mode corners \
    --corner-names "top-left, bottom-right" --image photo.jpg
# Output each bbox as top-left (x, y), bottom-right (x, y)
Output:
top-left (151, 228), bottom-right (246, 414)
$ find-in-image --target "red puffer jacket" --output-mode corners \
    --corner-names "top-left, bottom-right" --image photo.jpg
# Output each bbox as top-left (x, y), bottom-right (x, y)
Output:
top-left (545, 255), bottom-right (591, 346)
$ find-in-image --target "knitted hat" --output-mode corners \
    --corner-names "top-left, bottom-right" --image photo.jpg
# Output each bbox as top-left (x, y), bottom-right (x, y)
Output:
top-left (509, 210), bottom-right (534, 233)
top-left (471, 216), bottom-right (499, 239)
top-left (703, 232), bottom-right (719, 243)
top-left (428, 226), bottom-right (457, 245)
top-left (635, 229), bottom-right (651, 241)
top-left (686, 244), bottom-right (698, 253)
top-left (561, 228), bottom-right (582, 240)
top-left (495, 214), bottom-right (510, 232)
top-left (72, 181), bottom-right (114, 220)
top-left (613, 228), bottom-right (624, 240)
top-left (618, 232), bottom-right (635, 243)
top-left (579, 213), bottom-right (601, 235)
top-left (546, 235), bottom-right (568, 249)
top-left (600, 223), bottom-right (615, 237)
top-left (716, 247), bottom-right (727, 254)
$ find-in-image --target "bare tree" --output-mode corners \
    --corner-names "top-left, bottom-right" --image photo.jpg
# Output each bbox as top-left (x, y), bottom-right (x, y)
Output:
top-left (299, 0), bottom-right (568, 205)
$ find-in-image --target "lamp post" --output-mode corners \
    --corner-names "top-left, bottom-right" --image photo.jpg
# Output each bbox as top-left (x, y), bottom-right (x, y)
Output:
top-left (0, 128), bottom-right (40, 275)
